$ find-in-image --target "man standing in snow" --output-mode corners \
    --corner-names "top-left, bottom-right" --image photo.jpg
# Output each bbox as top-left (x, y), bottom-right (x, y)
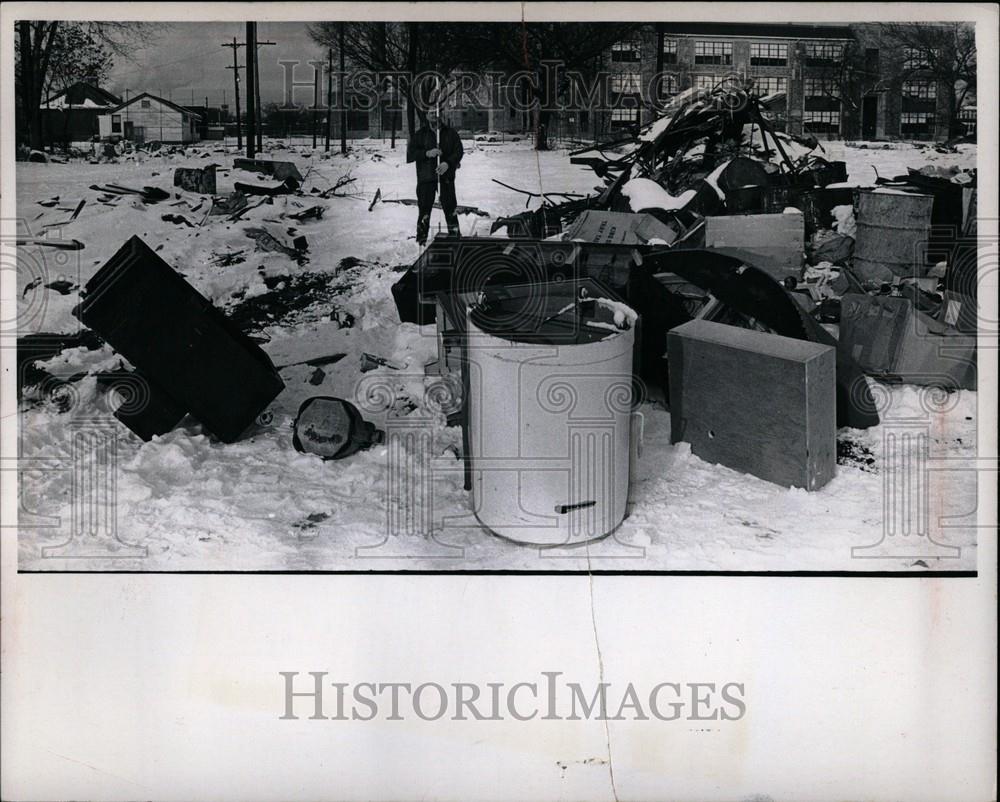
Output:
top-left (406, 109), bottom-right (464, 247)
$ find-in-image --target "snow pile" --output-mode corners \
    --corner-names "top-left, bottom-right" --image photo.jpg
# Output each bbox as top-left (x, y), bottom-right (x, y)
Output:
top-left (832, 204), bottom-right (857, 237)
top-left (621, 177), bottom-right (695, 212)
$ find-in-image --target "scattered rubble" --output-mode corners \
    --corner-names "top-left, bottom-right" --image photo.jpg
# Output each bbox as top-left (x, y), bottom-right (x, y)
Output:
top-left (233, 176), bottom-right (301, 196)
top-left (173, 164), bottom-right (217, 194)
top-left (233, 158), bottom-right (304, 183)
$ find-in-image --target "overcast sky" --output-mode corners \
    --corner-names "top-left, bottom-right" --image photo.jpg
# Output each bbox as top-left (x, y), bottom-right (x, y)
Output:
top-left (105, 22), bottom-right (325, 108)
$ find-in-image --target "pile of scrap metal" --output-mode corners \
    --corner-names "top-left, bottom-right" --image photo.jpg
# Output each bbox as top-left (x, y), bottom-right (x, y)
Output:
top-left (393, 86), bottom-right (979, 462)
top-left (491, 78), bottom-right (846, 243)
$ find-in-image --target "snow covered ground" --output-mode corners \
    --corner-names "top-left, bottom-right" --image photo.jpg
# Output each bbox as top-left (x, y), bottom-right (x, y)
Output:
top-left (13, 137), bottom-right (980, 572)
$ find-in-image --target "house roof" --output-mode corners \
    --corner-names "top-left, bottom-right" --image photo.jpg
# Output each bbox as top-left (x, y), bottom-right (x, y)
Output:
top-left (46, 81), bottom-right (121, 108)
top-left (658, 22), bottom-right (854, 40)
top-left (107, 92), bottom-right (203, 118)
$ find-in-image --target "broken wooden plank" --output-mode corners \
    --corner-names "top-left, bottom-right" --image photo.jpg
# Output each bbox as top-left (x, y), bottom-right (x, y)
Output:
top-left (288, 205), bottom-right (325, 222)
top-left (16, 237), bottom-right (85, 250)
top-left (227, 197), bottom-right (269, 222)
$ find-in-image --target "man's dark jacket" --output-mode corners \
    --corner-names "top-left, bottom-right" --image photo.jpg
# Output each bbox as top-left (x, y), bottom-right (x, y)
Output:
top-left (407, 123), bottom-right (464, 184)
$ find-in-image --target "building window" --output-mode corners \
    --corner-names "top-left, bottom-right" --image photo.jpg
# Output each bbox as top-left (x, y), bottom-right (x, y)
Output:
top-left (803, 110), bottom-right (841, 134)
top-left (752, 76), bottom-right (787, 96)
top-left (903, 47), bottom-right (931, 71)
top-left (902, 80), bottom-right (936, 102)
top-left (692, 74), bottom-right (718, 91)
top-left (694, 41), bottom-right (732, 65)
top-left (865, 48), bottom-right (880, 72)
top-left (900, 80), bottom-right (936, 133)
top-left (804, 78), bottom-right (840, 100)
top-left (610, 106), bottom-right (639, 128)
top-left (957, 106), bottom-right (976, 137)
top-left (140, 99), bottom-right (151, 108)
top-left (611, 40), bottom-right (642, 62)
top-left (662, 39), bottom-right (678, 64)
top-left (111, 114), bottom-right (122, 133)
top-left (657, 73), bottom-right (678, 100)
top-left (804, 42), bottom-right (843, 65)
top-left (750, 42), bottom-right (787, 67)
top-left (804, 78), bottom-right (841, 116)
top-left (610, 72), bottom-right (641, 94)
top-left (900, 112), bottom-right (934, 138)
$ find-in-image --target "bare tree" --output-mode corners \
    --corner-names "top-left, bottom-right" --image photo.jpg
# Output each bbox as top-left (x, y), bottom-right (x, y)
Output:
top-left (879, 22), bottom-right (977, 136)
top-left (455, 22), bottom-right (642, 150)
top-left (307, 21), bottom-right (476, 137)
top-left (15, 21), bottom-right (158, 149)
top-left (308, 21), bottom-right (641, 149)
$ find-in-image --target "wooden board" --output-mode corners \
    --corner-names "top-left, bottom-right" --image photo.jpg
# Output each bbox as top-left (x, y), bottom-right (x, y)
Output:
top-left (703, 211), bottom-right (804, 282)
top-left (667, 319), bottom-right (836, 491)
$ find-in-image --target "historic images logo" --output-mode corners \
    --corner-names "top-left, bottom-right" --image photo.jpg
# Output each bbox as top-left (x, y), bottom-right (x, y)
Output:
top-left (279, 671), bottom-right (746, 722)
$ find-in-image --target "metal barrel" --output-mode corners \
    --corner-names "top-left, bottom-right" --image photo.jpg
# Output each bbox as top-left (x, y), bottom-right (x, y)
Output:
top-left (854, 189), bottom-right (934, 282)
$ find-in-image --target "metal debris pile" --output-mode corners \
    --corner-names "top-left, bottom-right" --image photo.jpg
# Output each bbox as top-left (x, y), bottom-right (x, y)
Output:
top-left (492, 78), bottom-right (845, 240)
top-left (392, 80), bottom-right (978, 506)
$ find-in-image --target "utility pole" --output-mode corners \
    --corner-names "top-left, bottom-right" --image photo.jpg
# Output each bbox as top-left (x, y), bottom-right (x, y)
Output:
top-left (312, 63), bottom-right (320, 148)
top-left (253, 34), bottom-right (276, 151)
top-left (246, 22), bottom-right (256, 157)
top-left (222, 37), bottom-right (245, 149)
top-left (325, 48), bottom-right (333, 151)
top-left (339, 21), bottom-right (347, 155)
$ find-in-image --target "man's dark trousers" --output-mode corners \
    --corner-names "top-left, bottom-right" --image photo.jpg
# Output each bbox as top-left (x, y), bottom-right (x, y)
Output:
top-left (416, 180), bottom-right (460, 245)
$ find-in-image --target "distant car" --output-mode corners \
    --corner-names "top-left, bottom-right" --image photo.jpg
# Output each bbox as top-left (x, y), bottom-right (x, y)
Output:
top-left (474, 131), bottom-right (522, 143)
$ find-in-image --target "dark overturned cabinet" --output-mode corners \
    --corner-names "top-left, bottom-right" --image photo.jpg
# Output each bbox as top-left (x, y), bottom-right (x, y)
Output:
top-left (667, 319), bottom-right (837, 491)
top-left (73, 235), bottom-right (285, 442)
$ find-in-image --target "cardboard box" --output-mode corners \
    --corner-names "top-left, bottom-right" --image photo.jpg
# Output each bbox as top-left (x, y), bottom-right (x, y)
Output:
top-left (565, 210), bottom-right (678, 246)
top-left (839, 293), bottom-right (976, 389)
top-left (702, 211), bottom-right (804, 282)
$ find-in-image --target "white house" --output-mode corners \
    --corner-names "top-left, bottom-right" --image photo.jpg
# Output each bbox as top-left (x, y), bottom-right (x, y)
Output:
top-left (99, 93), bottom-right (202, 144)
top-left (42, 81), bottom-right (121, 143)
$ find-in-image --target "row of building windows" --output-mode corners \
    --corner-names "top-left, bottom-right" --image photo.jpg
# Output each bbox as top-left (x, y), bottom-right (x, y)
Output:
top-left (613, 38), bottom-right (856, 65)
top-left (615, 38), bottom-right (936, 80)
top-left (606, 40), bottom-right (945, 82)
top-left (749, 42), bottom-right (787, 67)
top-left (803, 42), bottom-right (843, 63)
top-left (607, 72), bottom-right (936, 102)
top-left (695, 41), bottom-right (733, 65)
